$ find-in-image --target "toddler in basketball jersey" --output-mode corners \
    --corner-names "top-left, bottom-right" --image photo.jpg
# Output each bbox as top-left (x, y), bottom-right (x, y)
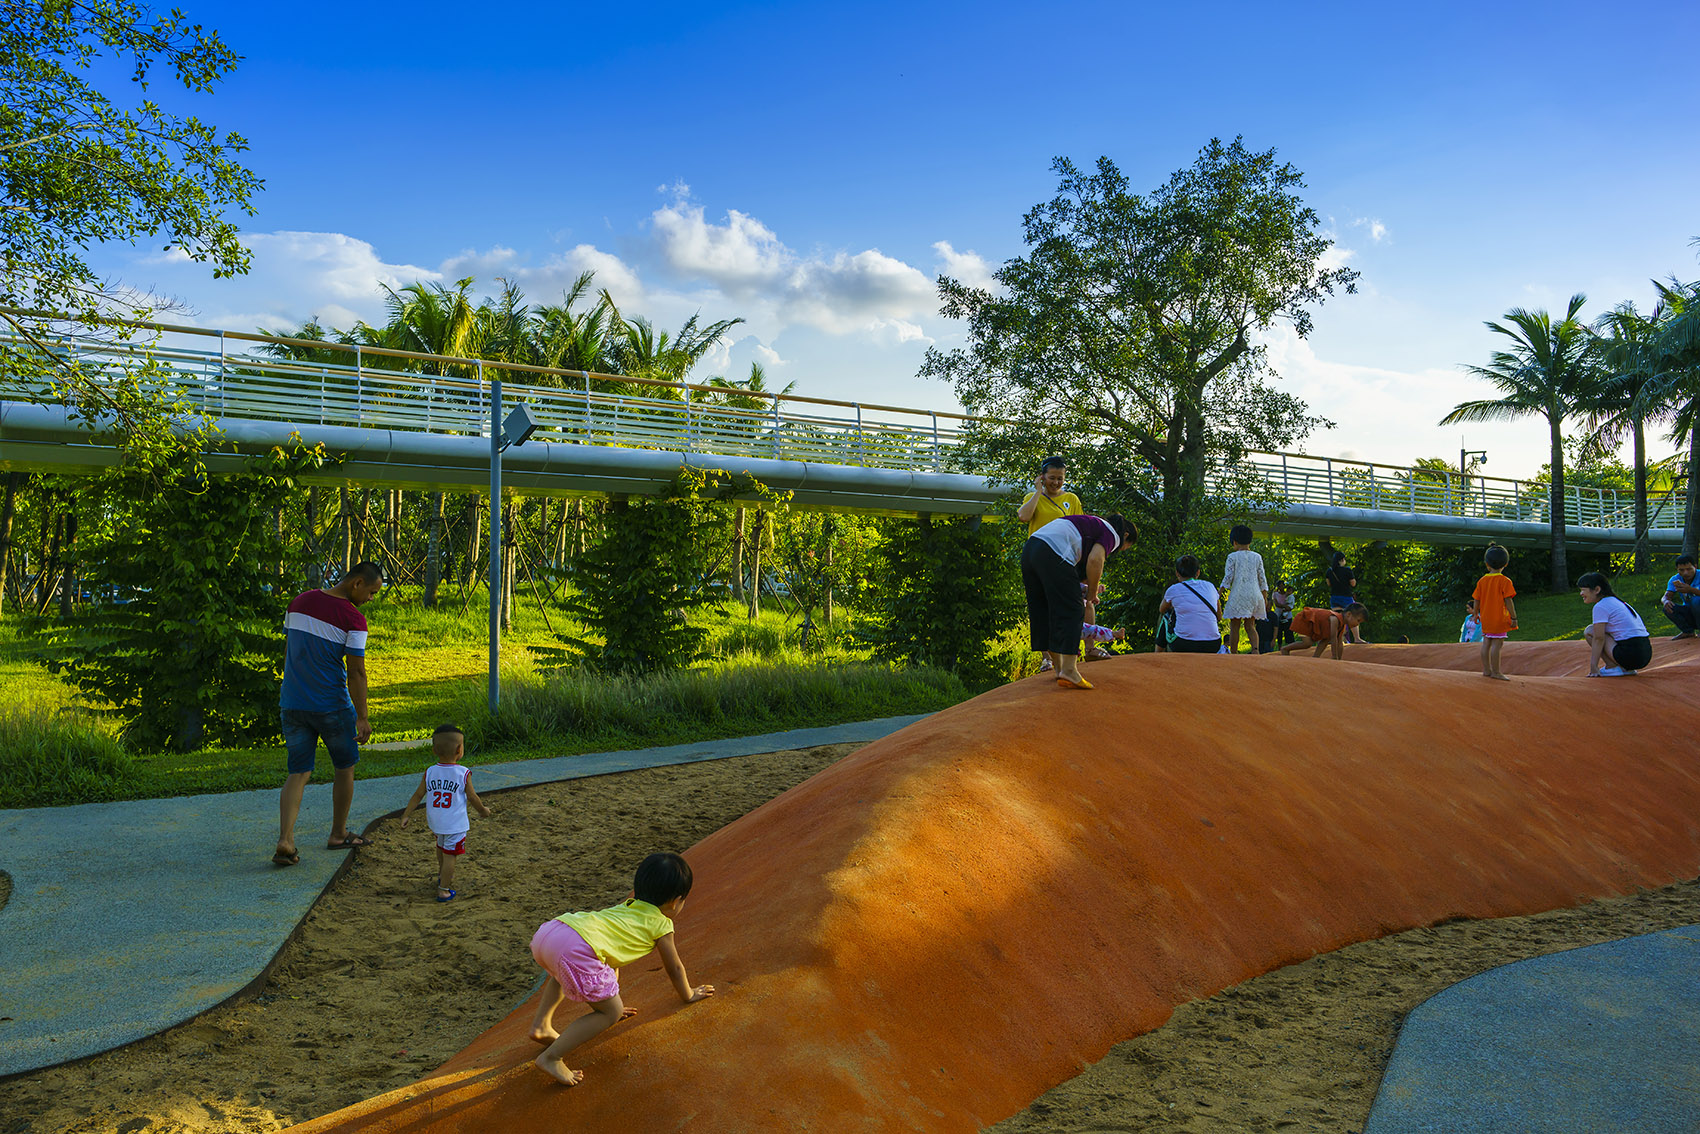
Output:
top-left (529, 852), bottom-right (715, 1087)
top-left (400, 723), bottom-right (491, 902)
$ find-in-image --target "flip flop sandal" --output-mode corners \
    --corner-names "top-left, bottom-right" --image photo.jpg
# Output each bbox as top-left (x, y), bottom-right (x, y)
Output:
top-left (326, 834), bottom-right (372, 850)
top-left (437, 889), bottom-right (457, 903)
top-left (271, 849), bottom-right (300, 867)
top-left (1056, 676), bottom-right (1093, 690)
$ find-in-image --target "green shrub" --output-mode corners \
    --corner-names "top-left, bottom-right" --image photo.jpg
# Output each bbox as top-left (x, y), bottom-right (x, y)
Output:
top-left (460, 660), bottom-right (969, 750)
top-left (0, 700), bottom-right (134, 807)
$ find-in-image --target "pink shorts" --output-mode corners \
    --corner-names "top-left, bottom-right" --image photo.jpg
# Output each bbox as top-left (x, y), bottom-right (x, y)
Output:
top-left (1483, 633), bottom-right (1509, 640)
top-left (435, 832), bottom-right (467, 855)
top-left (531, 920), bottom-right (620, 1003)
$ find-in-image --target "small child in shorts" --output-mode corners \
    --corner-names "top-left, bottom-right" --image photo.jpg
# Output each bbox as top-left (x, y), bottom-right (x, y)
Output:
top-left (1082, 621), bottom-right (1126, 659)
top-left (401, 723), bottom-right (492, 902)
top-left (1471, 545), bottom-right (1519, 680)
top-left (1459, 598), bottom-right (1484, 644)
top-left (529, 852), bottom-right (715, 1087)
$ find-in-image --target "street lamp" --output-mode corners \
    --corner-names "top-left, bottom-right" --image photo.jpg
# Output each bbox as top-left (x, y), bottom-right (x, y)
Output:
top-left (1460, 447), bottom-right (1487, 518)
top-left (489, 369), bottom-right (540, 715)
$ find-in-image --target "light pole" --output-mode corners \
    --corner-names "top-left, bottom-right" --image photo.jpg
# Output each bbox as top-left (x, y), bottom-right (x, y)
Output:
top-left (487, 363), bottom-right (539, 715)
top-left (1461, 446), bottom-right (1487, 517)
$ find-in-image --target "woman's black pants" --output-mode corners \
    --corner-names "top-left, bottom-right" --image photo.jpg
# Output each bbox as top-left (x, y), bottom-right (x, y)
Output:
top-left (1021, 537), bottom-right (1083, 656)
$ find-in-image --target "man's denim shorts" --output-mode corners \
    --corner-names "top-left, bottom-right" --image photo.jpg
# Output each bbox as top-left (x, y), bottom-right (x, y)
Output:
top-left (282, 707), bottom-right (360, 774)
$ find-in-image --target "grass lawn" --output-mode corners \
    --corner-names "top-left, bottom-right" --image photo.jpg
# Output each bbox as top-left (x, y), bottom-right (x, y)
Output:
top-left (0, 587), bottom-right (975, 806)
top-left (1390, 569), bottom-right (1678, 645)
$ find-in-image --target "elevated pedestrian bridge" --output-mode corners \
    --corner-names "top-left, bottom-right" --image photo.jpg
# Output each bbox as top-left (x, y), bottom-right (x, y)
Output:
top-left (0, 321), bottom-right (1684, 551)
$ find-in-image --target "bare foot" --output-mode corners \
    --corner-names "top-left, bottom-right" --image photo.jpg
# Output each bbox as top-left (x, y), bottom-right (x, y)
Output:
top-left (1489, 672), bottom-right (1511, 681)
top-left (529, 1027), bottom-right (559, 1045)
top-left (620, 1006), bottom-right (639, 1021)
top-left (534, 1055), bottom-right (583, 1086)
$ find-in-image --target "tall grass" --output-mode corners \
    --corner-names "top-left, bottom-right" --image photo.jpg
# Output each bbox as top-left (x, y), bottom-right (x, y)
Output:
top-left (0, 699), bottom-right (133, 808)
top-left (460, 659), bottom-right (969, 751)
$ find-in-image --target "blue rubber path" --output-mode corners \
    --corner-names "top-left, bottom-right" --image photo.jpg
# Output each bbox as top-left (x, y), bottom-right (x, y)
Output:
top-left (1366, 924), bottom-right (1700, 1133)
top-left (0, 715), bottom-right (925, 1077)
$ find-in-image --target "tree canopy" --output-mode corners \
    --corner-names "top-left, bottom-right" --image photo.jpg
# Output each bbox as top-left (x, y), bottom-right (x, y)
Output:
top-left (922, 138), bottom-right (1356, 538)
top-left (1, 0), bottom-right (260, 454)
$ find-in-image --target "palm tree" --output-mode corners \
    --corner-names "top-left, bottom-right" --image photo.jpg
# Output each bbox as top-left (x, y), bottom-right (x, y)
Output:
top-left (1644, 274), bottom-right (1700, 556)
top-left (1584, 301), bottom-right (1669, 570)
top-left (1441, 294), bottom-right (1602, 592)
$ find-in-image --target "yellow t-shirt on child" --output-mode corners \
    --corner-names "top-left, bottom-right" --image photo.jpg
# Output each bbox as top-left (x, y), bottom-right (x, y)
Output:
top-left (555, 899), bottom-right (674, 968)
top-left (1022, 490), bottom-right (1083, 534)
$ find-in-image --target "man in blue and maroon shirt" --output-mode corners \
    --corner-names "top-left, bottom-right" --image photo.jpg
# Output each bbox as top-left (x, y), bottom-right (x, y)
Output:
top-left (273, 562), bottom-right (384, 867)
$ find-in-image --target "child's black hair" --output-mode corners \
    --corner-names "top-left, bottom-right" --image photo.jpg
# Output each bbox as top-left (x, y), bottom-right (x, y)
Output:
top-left (1344, 602), bottom-right (1368, 617)
top-left (1484, 544), bottom-right (1510, 570)
top-left (633, 852), bottom-right (694, 905)
top-left (1039, 455), bottom-right (1066, 473)
top-left (1576, 571), bottom-right (1615, 598)
top-left (1677, 554), bottom-right (1697, 568)
top-left (1230, 523), bottom-right (1254, 546)
top-left (1174, 554), bottom-right (1201, 578)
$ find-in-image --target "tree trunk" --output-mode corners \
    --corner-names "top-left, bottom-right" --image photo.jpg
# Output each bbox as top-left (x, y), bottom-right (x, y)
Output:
top-left (1633, 414), bottom-right (1649, 573)
top-left (353, 488), bottom-right (373, 564)
top-left (823, 517), bottom-right (835, 624)
top-left (424, 492), bottom-right (444, 608)
top-left (339, 488), bottom-right (353, 569)
top-left (1683, 416), bottom-right (1700, 560)
top-left (0, 473), bottom-right (24, 618)
top-left (273, 503), bottom-right (285, 588)
top-left (1548, 416), bottom-right (1568, 593)
top-left (555, 499), bottom-right (570, 565)
top-left (500, 503), bottom-right (516, 633)
top-left (35, 490), bottom-right (56, 609)
top-left (747, 510), bottom-right (764, 620)
top-left (305, 488), bottom-right (323, 589)
top-left (39, 503), bottom-right (64, 611)
top-left (732, 507), bottom-right (746, 600)
top-left (463, 496), bottom-right (483, 586)
top-left (570, 498), bottom-right (585, 558)
top-left (57, 509), bottom-right (79, 619)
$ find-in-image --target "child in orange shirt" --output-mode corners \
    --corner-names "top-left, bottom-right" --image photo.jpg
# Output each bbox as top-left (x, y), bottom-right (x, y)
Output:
top-left (1472, 545), bottom-right (1519, 680)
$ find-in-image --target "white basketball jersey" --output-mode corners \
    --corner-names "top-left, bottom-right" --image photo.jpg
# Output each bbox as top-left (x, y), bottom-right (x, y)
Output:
top-left (425, 763), bottom-right (470, 835)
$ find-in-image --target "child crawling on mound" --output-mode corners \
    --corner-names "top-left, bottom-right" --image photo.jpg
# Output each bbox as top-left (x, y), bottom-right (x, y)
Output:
top-left (1279, 602), bottom-right (1368, 659)
top-left (529, 852), bottom-right (715, 1086)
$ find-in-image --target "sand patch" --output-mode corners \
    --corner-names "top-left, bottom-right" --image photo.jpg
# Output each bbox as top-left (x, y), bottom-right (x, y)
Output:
top-left (1, 742), bottom-right (1696, 1133)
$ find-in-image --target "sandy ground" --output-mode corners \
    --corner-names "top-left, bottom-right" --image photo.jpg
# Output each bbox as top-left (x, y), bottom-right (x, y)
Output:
top-left (3, 743), bottom-right (1697, 1134)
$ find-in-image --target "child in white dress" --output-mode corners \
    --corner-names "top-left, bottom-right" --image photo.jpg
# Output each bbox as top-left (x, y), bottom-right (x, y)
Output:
top-left (1220, 524), bottom-right (1269, 655)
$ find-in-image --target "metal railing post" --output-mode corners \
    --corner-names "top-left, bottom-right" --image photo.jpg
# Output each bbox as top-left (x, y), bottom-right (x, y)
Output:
top-left (854, 403), bottom-right (864, 465)
top-left (931, 413), bottom-right (940, 470)
top-left (217, 329), bottom-right (227, 416)
top-left (1325, 458), bottom-right (1334, 504)
top-left (582, 371), bottom-right (592, 435)
top-left (354, 345), bottom-right (363, 425)
top-left (682, 381), bottom-right (692, 452)
top-left (319, 368), bottom-right (327, 425)
top-left (771, 393), bottom-right (781, 458)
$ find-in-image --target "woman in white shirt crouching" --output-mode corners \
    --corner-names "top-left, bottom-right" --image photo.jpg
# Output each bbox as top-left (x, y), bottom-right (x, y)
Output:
top-left (1579, 571), bottom-right (1652, 676)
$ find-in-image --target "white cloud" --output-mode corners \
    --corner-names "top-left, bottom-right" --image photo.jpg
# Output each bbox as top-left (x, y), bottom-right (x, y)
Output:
top-left (754, 343), bottom-right (786, 367)
top-left (652, 199), bottom-right (789, 293)
top-left (932, 240), bottom-right (1001, 292)
top-left (1257, 325), bottom-right (1555, 473)
top-left (1351, 216), bottom-right (1389, 243)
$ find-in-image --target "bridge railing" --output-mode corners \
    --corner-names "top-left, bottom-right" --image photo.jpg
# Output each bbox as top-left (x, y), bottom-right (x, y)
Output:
top-left (3, 323), bottom-right (1682, 531)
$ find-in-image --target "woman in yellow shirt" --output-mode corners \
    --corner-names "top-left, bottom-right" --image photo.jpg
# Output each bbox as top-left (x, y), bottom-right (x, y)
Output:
top-left (1016, 456), bottom-right (1082, 535)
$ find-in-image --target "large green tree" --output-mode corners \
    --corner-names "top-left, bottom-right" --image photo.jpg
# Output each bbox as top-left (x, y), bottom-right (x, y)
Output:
top-left (1, 0), bottom-right (261, 456)
top-left (922, 139), bottom-right (1355, 540)
top-left (1442, 294), bottom-right (1601, 592)
top-left (1644, 273), bottom-right (1700, 557)
top-left (1585, 300), bottom-right (1669, 569)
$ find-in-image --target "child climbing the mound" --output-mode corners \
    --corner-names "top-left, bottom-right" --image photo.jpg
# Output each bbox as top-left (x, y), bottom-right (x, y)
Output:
top-left (1082, 619), bottom-right (1126, 660)
top-left (400, 723), bottom-right (492, 902)
top-left (529, 852), bottom-right (715, 1087)
top-left (1472, 545), bottom-right (1518, 680)
top-left (1279, 603), bottom-right (1367, 659)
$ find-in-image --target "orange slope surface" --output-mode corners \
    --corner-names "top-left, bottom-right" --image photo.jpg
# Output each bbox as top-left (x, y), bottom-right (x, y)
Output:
top-left (293, 640), bottom-right (1700, 1133)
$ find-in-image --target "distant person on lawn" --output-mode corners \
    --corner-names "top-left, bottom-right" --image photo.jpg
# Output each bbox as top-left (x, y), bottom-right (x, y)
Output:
top-left (273, 562), bottom-right (384, 867)
top-left (1662, 554), bottom-right (1700, 640)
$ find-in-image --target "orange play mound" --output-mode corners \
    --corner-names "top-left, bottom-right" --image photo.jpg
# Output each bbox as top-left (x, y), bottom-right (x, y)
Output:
top-left (294, 642), bottom-right (1700, 1133)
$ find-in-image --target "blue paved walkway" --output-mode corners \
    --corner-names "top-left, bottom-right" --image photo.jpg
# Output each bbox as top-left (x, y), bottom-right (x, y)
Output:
top-left (0, 715), bottom-right (925, 1077)
top-left (1366, 925), bottom-right (1700, 1132)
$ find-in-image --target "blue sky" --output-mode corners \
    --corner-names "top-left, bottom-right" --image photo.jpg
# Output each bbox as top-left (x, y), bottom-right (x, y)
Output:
top-left (99, 0), bottom-right (1700, 478)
